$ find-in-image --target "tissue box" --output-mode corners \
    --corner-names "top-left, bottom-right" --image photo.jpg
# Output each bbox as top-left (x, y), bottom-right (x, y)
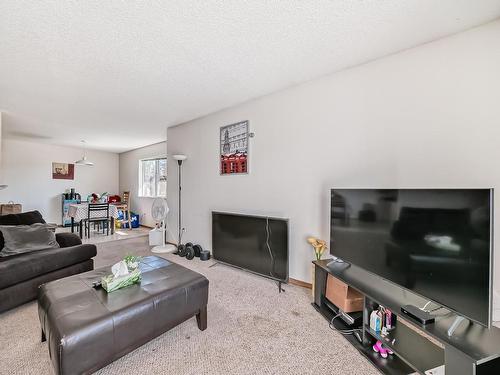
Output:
top-left (101, 268), bottom-right (142, 293)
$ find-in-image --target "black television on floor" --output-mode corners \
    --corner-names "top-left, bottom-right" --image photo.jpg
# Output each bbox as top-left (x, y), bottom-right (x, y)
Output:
top-left (212, 212), bottom-right (288, 282)
top-left (330, 188), bottom-right (493, 327)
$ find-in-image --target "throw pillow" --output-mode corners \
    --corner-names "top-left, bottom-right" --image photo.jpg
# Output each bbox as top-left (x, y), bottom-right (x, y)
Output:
top-left (0, 223), bottom-right (60, 257)
top-left (0, 210), bottom-right (47, 250)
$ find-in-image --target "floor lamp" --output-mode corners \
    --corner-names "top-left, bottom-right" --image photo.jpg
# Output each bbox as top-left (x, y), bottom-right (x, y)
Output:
top-left (172, 154), bottom-right (187, 247)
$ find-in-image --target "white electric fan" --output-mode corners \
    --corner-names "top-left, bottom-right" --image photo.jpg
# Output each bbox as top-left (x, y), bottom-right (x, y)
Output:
top-left (151, 198), bottom-right (176, 253)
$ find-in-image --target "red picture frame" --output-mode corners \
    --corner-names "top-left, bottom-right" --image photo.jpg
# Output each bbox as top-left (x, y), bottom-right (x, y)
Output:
top-left (220, 121), bottom-right (249, 175)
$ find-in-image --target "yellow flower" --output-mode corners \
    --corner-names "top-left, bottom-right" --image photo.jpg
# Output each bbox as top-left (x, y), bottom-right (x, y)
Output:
top-left (307, 237), bottom-right (328, 260)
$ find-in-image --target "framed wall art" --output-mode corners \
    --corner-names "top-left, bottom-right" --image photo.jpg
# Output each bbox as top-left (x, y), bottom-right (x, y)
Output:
top-left (52, 162), bottom-right (75, 180)
top-left (220, 120), bottom-right (249, 175)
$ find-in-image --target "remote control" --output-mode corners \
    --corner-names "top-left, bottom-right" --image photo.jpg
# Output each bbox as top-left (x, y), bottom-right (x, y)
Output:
top-left (92, 281), bottom-right (102, 289)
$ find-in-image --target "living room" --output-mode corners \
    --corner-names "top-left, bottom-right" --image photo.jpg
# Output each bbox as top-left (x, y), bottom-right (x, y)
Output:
top-left (1, 2), bottom-right (500, 375)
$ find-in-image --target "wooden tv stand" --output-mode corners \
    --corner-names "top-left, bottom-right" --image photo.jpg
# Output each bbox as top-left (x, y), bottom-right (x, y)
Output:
top-left (313, 259), bottom-right (500, 375)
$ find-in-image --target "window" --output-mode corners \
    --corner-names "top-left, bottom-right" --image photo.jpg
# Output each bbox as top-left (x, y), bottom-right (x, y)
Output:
top-left (139, 158), bottom-right (167, 197)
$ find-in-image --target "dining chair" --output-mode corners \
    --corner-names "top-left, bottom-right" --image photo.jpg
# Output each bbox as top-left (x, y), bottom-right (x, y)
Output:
top-left (80, 203), bottom-right (111, 238)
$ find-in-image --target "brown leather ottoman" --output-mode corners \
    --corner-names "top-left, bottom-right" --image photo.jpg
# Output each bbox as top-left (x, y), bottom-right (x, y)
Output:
top-left (38, 256), bottom-right (208, 375)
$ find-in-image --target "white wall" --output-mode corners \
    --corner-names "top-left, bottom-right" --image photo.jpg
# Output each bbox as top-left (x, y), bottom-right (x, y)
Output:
top-left (119, 141), bottom-right (166, 227)
top-left (167, 19), bottom-right (500, 312)
top-left (0, 113), bottom-right (4, 183)
top-left (0, 138), bottom-right (119, 224)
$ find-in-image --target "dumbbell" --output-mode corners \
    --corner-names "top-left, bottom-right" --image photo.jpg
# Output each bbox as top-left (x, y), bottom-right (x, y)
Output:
top-left (200, 250), bottom-right (211, 261)
top-left (193, 244), bottom-right (203, 257)
top-left (184, 242), bottom-right (195, 260)
top-left (179, 242), bottom-right (195, 259)
top-left (190, 243), bottom-right (210, 260)
top-left (185, 245), bottom-right (195, 260)
top-left (177, 244), bottom-right (187, 257)
top-left (174, 241), bottom-right (186, 255)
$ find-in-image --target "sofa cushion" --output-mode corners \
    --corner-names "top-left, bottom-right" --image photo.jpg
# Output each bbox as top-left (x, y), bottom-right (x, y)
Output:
top-left (55, 232), bottom-right (83, 248)
top-left (0, 224), bottom-right (59, 257)
top-left (0, 210), bottom-right (46, 249)
top-left (0, 210), bottom-right (46, 226)
top-left (0, 244), bottom-right (97, 289)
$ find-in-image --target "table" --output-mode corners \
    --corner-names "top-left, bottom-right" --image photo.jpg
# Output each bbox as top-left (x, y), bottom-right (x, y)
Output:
top-left (38, 256), bottom-right (209, 375)
top-left (67, 203), bottom-right (119, 237)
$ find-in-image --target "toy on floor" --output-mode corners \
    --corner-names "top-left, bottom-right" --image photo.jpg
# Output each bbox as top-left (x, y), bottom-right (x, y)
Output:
top-left (372, 340), bottom-right (394, 358)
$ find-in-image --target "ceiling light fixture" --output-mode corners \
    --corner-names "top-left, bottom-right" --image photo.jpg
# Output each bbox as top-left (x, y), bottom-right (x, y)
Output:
top-left (75, 140), bottom-right (94, 166)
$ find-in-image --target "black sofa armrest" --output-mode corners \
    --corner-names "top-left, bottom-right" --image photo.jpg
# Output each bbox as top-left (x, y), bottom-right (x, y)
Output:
top-left (56, 233), bottom-right (82, 248)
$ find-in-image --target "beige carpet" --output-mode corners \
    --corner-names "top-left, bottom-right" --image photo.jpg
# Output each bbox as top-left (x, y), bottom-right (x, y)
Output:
top-left (0, 237), bottom-right (378, 375)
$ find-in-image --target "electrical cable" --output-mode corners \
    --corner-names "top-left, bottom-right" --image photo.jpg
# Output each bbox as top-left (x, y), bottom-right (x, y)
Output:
top-left (329, 314), bottom-right (362, 336)
top-left (416, 301), bottom-right (452, 319)
top-left (265, 217), bottom-right (284, 292)
top-left (420, 301), bottom-right (432, 312)
top-left (420, 301), bottom-right (450, 315)
top-left (265, 217), bottom-right (274, 276)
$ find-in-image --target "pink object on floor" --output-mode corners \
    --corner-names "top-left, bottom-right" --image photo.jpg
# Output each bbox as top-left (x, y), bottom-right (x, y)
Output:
top-left (372, 340), bottom-right (388, 358)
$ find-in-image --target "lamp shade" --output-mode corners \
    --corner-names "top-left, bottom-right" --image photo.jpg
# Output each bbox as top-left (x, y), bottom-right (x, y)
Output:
top-left (75, 156), bottom-right (94, 166)
top-left (75, 140), bottom-right (94, 166)
top-left (172, 154), bottom-right (187, 161)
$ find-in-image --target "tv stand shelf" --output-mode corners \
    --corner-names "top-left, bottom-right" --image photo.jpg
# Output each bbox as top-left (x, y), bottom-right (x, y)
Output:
top-left (313, 259), bottom-right (500, 375)
top-left (312, 299), bottom-right (414, 375)
top-left (364, 323), bottom-right (443, 374)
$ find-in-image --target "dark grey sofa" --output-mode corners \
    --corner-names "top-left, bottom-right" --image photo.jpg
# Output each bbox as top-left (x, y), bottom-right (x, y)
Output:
top-left (0, 211), bottom-right (97, 313)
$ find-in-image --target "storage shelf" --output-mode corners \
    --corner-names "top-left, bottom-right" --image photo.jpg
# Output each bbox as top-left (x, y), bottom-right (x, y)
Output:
top-left (314, 259), bottom-right (500, 364)
top-left (364, 324), bottom-right (444, 374)
top-left (313, 302), bottom-right (414, 375)
top-left (312, 260), bottom-right (500, 374)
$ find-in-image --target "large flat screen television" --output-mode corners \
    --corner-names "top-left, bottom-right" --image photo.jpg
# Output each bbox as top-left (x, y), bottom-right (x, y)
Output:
top-left (330, 188), bottom-right (493, 327)
top-left (212, 212), bottom-right (288, 282)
